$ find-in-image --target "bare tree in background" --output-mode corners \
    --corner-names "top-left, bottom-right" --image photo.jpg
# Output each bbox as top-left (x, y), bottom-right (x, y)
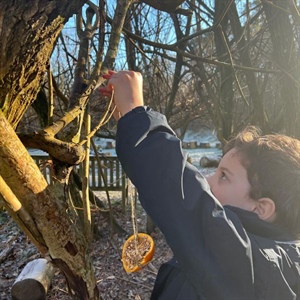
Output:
top-left (119, 0), bottom-right (299, 141)
top-left (262, 0), bottom-right (300, 137)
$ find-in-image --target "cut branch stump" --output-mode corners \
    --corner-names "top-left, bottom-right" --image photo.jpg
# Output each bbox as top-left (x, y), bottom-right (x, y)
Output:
top-left (11, 258), bottom-right (55, 300)
top-left (200, 156), bottom-right (220, 168)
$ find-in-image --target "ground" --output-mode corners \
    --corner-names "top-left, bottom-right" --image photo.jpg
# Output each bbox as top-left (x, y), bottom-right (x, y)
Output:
top-left (0, 191), bottom-right (173, 300)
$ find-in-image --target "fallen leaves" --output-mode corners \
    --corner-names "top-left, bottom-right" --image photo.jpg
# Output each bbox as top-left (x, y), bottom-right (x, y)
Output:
top-left (0, 192), bottom-right (172, 299)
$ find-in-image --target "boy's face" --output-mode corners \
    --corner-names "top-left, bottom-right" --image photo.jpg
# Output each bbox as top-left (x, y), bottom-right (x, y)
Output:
top-left (207, 148), bottom-right (257, 212)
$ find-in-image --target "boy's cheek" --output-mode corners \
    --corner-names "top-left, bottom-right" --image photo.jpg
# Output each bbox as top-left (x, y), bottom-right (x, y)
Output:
top-left (206, 175), bottom-right (214, 187)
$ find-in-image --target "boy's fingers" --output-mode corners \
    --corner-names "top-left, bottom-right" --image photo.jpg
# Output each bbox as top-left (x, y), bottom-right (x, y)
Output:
top-left (99, 86), bottom-right (110, 93)
top-left (99, 87), bottom-right (113, 98)
top-left (102, 74), bottom-right (111, 80)
top-left (102, 70), bottom-right (117, 80)
top-left (102, 70), bottom-right (118, 90)
top-left (100, 92), bottom-right (111, 97)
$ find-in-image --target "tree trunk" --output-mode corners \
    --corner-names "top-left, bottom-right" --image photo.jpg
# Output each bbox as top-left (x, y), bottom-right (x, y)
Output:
top-left (0, 109), bottom-right (98, 300)
top-left (0, 0), bottom-right (88, 127)
top-left (0, 1), bottom-right (101, 298)
top-left (228, 2), bottom-right (269, 132)
top-left (214, 0), bottom-right (234, 141)
top-left (262, 0), bottom-right (300, 138)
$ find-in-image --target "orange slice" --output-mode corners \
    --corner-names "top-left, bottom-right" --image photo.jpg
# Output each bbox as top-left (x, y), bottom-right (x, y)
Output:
top-left (121, 233), bottom-right (154, 273)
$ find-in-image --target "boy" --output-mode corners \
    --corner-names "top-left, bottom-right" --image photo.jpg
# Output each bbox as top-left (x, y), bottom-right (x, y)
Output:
top-left (100, 70), bottom-right (300, 299)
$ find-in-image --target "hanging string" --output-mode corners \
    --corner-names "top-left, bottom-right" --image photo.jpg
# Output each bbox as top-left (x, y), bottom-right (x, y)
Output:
top-left (129, 182), bottom-right (140, 264)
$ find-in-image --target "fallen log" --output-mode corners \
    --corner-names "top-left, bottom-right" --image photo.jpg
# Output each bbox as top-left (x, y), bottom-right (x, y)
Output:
top-left (11, 258), bottom-right (55, 300)
top-left (200, 156), bottom-right (221, 168)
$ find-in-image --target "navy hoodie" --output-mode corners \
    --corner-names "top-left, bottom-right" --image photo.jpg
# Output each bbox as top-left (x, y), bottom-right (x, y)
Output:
top-left (116, 106), bottom-right (300, 300)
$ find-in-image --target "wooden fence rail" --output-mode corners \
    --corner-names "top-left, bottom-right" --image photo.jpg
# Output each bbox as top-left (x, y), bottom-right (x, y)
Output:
top-left (31, 155), bottom-right (128, 203)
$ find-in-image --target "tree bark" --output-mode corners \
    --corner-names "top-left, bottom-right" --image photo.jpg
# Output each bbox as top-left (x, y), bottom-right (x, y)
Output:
top-left (262, 0), bottom-right (300, 138)
top-left (228, 2), bottom-right (269, 131)
top-left (0, 111), bottom-right (99, 299)
top-left (0, 2), bottom-right (103, 298)
top-left (214, 0), bottom-right (234, 141)
top-left (0, 0), bottom-right (88, 128)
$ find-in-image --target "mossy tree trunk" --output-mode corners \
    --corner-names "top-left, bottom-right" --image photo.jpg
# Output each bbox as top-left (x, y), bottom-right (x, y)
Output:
top-left (0, 0), bottom-right (87, 127)
top-left (0, 1), bottom-right (100, 299)
top-left (0, 111), bottom-right (99, 299)
top-left (0, 0), bottom-right (135, 298)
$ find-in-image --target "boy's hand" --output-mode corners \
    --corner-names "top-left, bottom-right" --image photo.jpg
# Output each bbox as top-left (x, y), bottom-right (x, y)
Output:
top-left (100, 70), bottom-right (144, 119)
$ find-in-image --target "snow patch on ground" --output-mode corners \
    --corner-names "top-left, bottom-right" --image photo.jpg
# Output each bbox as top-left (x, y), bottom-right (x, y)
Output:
top-left (183, 128), bottom-right (219, 144)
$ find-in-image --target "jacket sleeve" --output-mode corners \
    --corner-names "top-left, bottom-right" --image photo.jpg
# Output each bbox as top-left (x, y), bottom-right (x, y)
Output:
top-left (116, 106), bottom-right (256, 299)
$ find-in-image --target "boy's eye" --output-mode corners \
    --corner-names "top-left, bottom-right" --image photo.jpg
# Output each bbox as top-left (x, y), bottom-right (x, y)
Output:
top-left (219, 172), bottom-right (227, 180)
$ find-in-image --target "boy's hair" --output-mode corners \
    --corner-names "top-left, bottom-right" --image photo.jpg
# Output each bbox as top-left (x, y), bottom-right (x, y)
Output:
top-left (224, 126), bottom-right (300, 236)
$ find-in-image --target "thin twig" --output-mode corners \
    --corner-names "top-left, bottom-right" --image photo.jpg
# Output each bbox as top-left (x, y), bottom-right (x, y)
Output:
top-left (79, 90), bottom-right (115, 146)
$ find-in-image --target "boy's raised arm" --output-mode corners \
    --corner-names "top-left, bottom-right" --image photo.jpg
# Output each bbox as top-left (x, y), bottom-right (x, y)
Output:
top-left (101, 70), bottom-right (256, 299)
top-left (116, 106), bottom-right (256, 299)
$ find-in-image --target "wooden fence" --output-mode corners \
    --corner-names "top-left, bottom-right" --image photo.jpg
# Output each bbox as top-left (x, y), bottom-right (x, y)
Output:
top-left (31, 155), bottom-right (128, 203)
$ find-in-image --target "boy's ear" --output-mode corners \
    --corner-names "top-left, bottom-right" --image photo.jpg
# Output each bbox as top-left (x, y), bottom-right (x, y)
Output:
top-left (254, 198), bottom-right (276, 222)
